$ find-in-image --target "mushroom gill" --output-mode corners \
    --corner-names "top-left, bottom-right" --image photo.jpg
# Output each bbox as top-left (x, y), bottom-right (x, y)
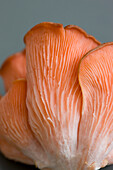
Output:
top-left (1, 22), bottom-right (113, 170)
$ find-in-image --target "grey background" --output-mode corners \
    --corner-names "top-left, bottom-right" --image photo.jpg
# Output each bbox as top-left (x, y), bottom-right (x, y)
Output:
top-left (0, 0), bottom-right (113, 169)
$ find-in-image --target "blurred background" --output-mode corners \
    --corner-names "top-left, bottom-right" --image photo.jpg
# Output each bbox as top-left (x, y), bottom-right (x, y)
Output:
top-left (0, 0), bottom-right (113, 169)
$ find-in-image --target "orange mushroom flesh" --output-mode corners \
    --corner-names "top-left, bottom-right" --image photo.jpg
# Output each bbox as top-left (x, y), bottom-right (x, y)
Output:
top-left (0, 79), bottom-right (50, 169)
top-left (0, 93), bottom-right (33, 165)
top-left (1, 22), bottom-right (112, 170)
top-left (24, 22), bottom-right (100, 169)
top-left (0, 138), bottom-right (33, 165)
top-left (0, 49), bottom-right (26, 91)
top-left (78, 43), bottom-right (113, 169)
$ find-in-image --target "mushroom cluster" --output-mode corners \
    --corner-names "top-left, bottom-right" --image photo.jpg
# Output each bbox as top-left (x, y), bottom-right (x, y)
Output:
top-left (0, 22), bottom-right (113, 170)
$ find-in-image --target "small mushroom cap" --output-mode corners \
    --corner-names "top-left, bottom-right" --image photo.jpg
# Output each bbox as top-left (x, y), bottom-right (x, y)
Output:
top-left (0, 49), bottom-right (26, 91)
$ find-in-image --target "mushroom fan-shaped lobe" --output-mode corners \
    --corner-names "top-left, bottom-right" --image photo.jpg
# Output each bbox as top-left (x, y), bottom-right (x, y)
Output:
top-left (78, 43), bottom-right (113, 169)
top-left (0, 80), bottom-right (50, 169)
top-left (0, 94), bottom-right (33, 165)
top-left (0, 138), bottom-right (33, 165)
top-left (24, 22), bottom-right (100, 169)
top-left (0, 49), bottom-right (26, 91)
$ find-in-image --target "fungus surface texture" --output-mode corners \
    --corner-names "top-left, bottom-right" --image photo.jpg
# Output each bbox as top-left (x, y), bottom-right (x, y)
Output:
top-left (0, 22), bottom-right (113, 170)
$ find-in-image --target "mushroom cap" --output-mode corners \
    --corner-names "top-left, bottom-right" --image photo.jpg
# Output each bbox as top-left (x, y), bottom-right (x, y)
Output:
top-left (2, 22), bottom-right (112, 170)
top-left (24, 22), bottom-right (100, 169)
top-left (0, 49), bottom-right (26, 91)
top-left (78, 42), bottom-right (113, 169)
